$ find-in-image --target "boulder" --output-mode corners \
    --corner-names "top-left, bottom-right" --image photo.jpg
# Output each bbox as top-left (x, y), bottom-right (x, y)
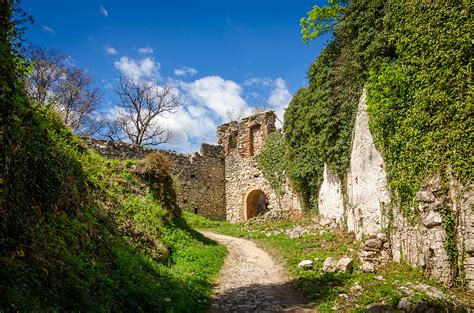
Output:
top-left (336, 257), bottom-right (354, 273)
top-left (297, 260), bottom-right (313, 270)
top-left (361, 261), bottom-right (376, 273)
top-left (322, 257), bottom-right (337, 273)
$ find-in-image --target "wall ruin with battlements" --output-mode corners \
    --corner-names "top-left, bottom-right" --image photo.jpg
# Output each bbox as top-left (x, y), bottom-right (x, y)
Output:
top-left (83, 138), bottom-right (226, 220)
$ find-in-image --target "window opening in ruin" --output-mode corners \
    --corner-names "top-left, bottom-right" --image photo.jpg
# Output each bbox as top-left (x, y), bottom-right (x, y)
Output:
top-left (228, 131), bottom-right (238, 151)
top-left (248, 125), bottom-right (261, 156)
top-left (245, 189), bottom-right (268, 219)
top-left (194, 208), bottom-right (198, 214)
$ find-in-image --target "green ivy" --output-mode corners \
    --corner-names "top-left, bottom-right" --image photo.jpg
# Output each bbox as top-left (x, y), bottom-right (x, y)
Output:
top-left (255, 131), bottom-right (287, 197)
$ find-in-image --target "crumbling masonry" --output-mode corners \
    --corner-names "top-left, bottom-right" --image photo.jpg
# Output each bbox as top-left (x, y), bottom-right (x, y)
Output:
top-left (84, 111), bottom-right (301, 222)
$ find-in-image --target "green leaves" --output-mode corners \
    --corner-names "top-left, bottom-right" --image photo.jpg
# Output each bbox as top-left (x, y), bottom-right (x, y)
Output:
top-left (255, 132), bottom-right (287, 196)
top-left (300, 0), bottom-right (348, 43)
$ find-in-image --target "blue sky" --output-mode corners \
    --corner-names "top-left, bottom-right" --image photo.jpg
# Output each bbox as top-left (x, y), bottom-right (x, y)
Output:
top-left (22, 0), bottom-right (330, 152)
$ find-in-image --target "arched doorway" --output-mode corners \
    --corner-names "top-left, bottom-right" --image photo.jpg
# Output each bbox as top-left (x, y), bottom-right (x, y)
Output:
top-left (245, 189), bottom-right (268, 219)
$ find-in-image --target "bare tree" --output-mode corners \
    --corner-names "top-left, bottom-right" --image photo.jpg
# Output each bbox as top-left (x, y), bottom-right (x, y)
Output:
top-left (24, 45), bottom-right (103, 136)
top-left (56, 67), bottom-right (102, 135)
top-left (24, 44), bottom-right (67, 106)
top-left (109, 75), bottom-right (181, 146)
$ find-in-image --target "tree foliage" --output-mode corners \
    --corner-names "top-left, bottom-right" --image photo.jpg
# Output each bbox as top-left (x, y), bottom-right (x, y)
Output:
top-left (300, 0), bottom-right (348, 43)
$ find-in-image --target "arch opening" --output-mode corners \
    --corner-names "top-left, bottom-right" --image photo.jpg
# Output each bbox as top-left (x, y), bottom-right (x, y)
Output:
top-left (245, 189), bottom-right (268, 220)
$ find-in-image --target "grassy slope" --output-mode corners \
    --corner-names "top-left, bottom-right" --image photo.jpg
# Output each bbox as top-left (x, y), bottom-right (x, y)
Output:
top-left (1, 106), bottom-right (226, 312)
top-left (185, 212), bottom-right (474, 312)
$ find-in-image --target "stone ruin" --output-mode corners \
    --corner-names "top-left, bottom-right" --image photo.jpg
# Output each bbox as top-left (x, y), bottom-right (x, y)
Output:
top-left (217, 111), bottom-right (301, 222)
top-left (83, 110), bottom-right (301, 222)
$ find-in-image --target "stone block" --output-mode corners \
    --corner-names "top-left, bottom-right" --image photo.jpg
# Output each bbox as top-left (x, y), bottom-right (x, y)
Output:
top-left (336, 257), bottom-right (354, 273)
top-left (297, 260), bottom-right (313, 270)
top-left (322, 257), bottom-right (337, 273)
top-left (421, 210), bottom-right (442, 228)
top-left (364, 238), bottom-right (383, 250)
top-left (415, 191), bottom-right (435, 203)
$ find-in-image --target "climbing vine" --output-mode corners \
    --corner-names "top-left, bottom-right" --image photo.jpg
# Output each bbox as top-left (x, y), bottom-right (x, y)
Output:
top-left (255, 131), bottom-right (287, 197)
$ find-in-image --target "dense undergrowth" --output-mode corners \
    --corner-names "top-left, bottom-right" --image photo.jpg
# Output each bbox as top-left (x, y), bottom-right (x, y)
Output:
top-left (185, 212), bottom-right (474, 311)
top-left (1, 3), bottom-right (225, 309)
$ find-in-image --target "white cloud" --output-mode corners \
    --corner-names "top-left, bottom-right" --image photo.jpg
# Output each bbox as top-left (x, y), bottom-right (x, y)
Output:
top-left (42, 25), bottom-right (54, 34)
top-left (138, 47), bottom-right (154, 54)
top-left (174, 66), bottom-right (198, 77)
top-left (243, 77), bottom-right (273, 87)
top-left (99, 4), bottom-right (108, 17)
top-left (104, 46), bottom-right (117, 55)
top-left (182, 76), bottom-right (252, 121)
top-left (114, 56), bottom-right (160, 81)
top-left (157, 106), bottom-right (217, 150)
top-left (267, 78), bottom-right (292, 125)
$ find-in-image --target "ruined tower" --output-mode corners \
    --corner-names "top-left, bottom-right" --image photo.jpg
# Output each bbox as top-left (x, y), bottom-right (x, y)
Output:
top-left (217, 111), bottom-right (301, 222)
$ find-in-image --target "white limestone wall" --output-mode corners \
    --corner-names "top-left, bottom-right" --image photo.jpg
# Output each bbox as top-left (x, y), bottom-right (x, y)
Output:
top-left (346, 88), bottom-right (391, 239)
top-left (315, 86), bottom-right (473, 289)
top-left (318, 164), bottom-right (345, 225)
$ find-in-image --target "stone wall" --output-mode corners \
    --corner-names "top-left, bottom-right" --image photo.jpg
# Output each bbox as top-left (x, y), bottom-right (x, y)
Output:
top-left (315, 87), bottom-right (474, 289)
top-left (83, 138), bottom-right (226, 220)
top-left (217, 111), bottom-right (301, 223)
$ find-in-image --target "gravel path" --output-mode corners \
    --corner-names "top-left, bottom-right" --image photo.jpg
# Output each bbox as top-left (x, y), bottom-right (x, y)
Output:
top-left (201, 231), bottom-right (314, 313)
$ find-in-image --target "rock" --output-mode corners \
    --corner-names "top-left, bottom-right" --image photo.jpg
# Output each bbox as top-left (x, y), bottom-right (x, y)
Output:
top-left (319, 216), bottom-right (332, 227)
top-left (421, 210), bottom-right (442, 228)
top-left (464, 239), bottom-right (474, 253)
top-left (297, 260), bottom-right (314, 270)
top-left (350, 282), bottom-right (363, 293)
top-left (322, 257), bottom-right (337, 273)
top-left (164, 297), bottom-right (171, 302)
top-left (415, 191), bottom-right (435, 203)
top-left (364, 238), bottom-right (383, 250)
top-left (383, 242), bottom-right (390, 249)
top-left (404, 283), bottom-right (445, 300)
top-left (398, 297), bottom-right (413, 311)
top-left (374, 275), bottom-right (384, 281)
top-left (376, 233), bottom-right (388, 242)
top-left (359, 250), bottom-right (378, 259)
top-left (338, 293), bottom-right (348, 299)
top-left (361, 262), bottom-right (375, 273)
top-left (313, 257), bottom-right (320, 262)
top-left (336, 257), bottom-right (354, 273)
top-left (288, 229), bottom-right (302, 239)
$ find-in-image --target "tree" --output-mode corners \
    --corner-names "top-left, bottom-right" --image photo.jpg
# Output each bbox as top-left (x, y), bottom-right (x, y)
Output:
top-left (24, 45), bottom-right (103, 135)
top-left (24, 44), bottom-right (67, 106)
top-left (300, 0), bottom-right (347, 43)
top-left (55, 67), bottom-right (102, 135)
top-left (109, 75), bottom-right (181, 146)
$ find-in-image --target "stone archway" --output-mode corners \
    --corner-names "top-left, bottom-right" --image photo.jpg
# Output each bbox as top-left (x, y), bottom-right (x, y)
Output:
top-left (245, 189), bottom-right (268, 220)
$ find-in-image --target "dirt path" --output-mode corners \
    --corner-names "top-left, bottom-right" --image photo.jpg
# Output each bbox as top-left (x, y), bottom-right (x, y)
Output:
top-left (201, 231), bottom-right (314, 313)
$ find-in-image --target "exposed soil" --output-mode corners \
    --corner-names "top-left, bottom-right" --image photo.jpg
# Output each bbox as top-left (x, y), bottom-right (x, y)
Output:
top-left (201, 231), bottom-right (314, 313)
